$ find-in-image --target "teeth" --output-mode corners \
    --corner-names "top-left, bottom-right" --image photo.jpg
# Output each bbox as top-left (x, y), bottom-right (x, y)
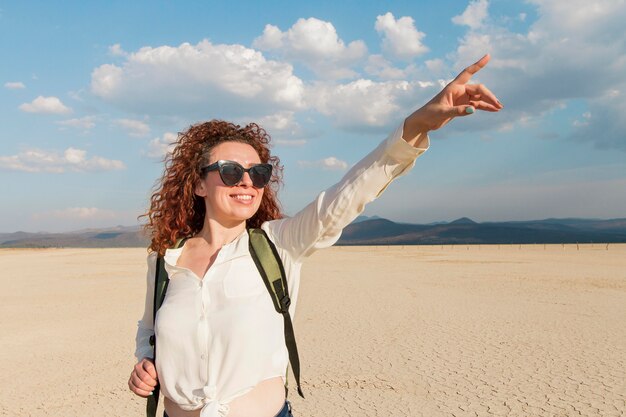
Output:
top-left (232, 195), bottom-right (252, 201)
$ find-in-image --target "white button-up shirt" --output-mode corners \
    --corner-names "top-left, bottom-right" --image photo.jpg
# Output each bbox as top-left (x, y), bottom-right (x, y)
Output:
top-left (135, 124), bottom-right (429, 417)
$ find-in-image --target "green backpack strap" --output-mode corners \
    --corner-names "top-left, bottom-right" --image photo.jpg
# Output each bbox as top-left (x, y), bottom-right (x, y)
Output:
top-left (147, 238), bottom-right (187, 417)
top-left (248, 228), bottom-right (305, 399)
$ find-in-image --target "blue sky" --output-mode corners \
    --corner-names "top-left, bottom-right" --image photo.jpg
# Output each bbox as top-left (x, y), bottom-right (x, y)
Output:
top-left (1, 0), bottom-right (625, 233)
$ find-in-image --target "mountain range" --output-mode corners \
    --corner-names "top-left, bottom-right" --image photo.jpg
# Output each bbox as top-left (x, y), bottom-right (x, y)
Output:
top-left (1, 216), bottom-right (625, 248)
top-left (338, 216), bottom-right (626, 245)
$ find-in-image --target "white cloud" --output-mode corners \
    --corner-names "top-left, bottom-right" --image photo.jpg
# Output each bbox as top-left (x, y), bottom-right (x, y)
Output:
top-left (365, 55), bottom-right (450, 82)
top-left (114, 118), bottom-right (150, 137)
top-left (253, 18), bottom-right (367, 79)
top-left (298, 156), bottom-right (348, 171)
top-left (109, 43), bottom-right (128, 57)
top-left (452, 0), bottom-right (490, 29)
top-left (19, 96), bottom-right (72, 114)
top-left (257, 111), bottom-right (295, 132)
top-left (242, 111), bottom-right (307, 146)
top-left (444, 0), bottom-right (626, 150)
top-left (365, 55), bottom-right (408, 80)
top-left (425, 59), bottom-right (446, 75)
top-left (91, 40), bottom-right (305, 117)
top-left (374, 12), bottom-right (428, 60)
top-left (307, 79), bottom-right (437, 131)
top-left (56, 116), bottom-right (96, 131)
top-left (0, 147), bottom-right (125, 173)
top-left (255, 111), bottom-right (303, 139)
top-left (4, 81), bottom-right (25, 89)
top-left (528, 0), bottom-right (624, 35)
top-left (92, 64), bottom-right (122, 97)
top-left (146, 132), bottom-right (178, 158)
top-left (253, 24), bottom-right (284, 50)
top-left (74, 4), bottom-right (626, 151)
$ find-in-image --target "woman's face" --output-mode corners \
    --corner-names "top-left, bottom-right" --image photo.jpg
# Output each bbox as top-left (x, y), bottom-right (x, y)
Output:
top-left (195, 141), bottom-right (265, 226)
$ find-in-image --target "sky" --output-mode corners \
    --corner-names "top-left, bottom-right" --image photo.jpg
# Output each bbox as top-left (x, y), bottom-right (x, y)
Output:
top-left (1, 0), bottom-right (625, 233)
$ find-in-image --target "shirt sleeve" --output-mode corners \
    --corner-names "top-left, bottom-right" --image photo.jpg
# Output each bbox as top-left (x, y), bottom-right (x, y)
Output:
top-left (135, 251), bottom-right (157, 362)
top-left (265, 122), bottom-right (429, 262)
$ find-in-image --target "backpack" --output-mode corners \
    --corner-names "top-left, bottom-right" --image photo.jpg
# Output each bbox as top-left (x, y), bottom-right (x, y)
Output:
top-left (146, 228), bottom-right (304, 417)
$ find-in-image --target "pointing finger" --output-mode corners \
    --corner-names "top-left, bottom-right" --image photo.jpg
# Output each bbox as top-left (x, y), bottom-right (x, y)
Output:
top-left (452, 54), bottom-right (490, 85)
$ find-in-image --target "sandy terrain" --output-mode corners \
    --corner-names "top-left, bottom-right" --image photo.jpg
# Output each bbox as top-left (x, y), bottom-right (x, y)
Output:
top-left (0, 244), bottom-right (624, 417)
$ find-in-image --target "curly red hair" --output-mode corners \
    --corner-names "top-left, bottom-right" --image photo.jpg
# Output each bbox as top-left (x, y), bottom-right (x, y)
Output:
top-left (141, 120), bottom-right (284, 255)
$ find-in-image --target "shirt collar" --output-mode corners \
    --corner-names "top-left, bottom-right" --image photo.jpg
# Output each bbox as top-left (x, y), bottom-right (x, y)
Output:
top-left (163, 229), bottom-right (250, 268)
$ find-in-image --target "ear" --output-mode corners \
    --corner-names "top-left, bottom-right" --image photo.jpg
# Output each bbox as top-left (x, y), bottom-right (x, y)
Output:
top-left (195, 179), bottom-right (207, 197)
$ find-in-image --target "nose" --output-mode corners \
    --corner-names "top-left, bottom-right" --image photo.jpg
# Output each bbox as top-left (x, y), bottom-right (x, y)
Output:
top-left (239, 171), bottom-right (253, 187)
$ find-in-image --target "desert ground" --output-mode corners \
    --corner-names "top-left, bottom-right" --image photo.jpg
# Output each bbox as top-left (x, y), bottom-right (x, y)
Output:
top-left (0, 244), bottom-right (624, 417)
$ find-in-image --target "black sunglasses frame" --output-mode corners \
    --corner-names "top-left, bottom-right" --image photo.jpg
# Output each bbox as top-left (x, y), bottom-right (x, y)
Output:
top-left (200, 160), bottom-right (273, 188)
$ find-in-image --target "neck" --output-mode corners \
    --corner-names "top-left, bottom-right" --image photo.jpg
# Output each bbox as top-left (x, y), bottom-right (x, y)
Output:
top-left (195, 216), bottom-right (246, 248)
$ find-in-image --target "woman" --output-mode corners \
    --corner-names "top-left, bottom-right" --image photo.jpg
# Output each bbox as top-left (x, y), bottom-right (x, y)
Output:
top-left (129, 55), bottom-right (502, 417)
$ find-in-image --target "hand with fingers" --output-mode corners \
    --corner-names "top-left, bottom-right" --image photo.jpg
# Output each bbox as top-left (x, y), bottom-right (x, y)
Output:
top-left (128, 358), bottom-right (159, 398)
top-left (404, 54), bottom-right (503, 140)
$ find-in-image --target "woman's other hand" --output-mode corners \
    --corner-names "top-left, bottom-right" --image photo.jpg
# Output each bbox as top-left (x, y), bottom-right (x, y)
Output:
top-left (128, 358), bottom-right (158, 397)
top-left (404, 54), bottom-right (503, 141)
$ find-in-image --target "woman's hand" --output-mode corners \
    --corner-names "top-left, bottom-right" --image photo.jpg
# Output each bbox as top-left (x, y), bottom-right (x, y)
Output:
top-left (128, 358), bottom-right (159, 398)
top-left (404, 54), bottom-right (503, 140)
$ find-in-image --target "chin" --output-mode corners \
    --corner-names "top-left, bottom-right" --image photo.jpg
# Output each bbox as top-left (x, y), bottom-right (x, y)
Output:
top-left (230, 207), bottom-right (261, 222)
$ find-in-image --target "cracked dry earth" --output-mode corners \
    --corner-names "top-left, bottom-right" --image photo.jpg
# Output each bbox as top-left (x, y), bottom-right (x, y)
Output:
top-left (291, 244), bottom-right (626, 417)
top-left (0, 244), bottom-right (625, 416)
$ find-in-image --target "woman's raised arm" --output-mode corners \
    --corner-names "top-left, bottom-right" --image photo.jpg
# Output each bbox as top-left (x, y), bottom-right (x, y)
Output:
top-left (264, 54), bottom-right (502, 262)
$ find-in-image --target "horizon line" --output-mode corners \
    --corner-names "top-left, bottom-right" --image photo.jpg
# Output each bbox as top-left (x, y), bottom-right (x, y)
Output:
top-left (2, 215), bottom-right (626, 235)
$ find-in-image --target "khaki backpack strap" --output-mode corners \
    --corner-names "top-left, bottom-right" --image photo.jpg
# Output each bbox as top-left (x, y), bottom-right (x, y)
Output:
top-left (147, 238), bottom-right (188, 417)
top-left (248, 228), bottom-right (305, 398)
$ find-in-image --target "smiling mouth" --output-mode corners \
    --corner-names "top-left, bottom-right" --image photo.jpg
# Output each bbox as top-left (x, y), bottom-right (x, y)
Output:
top-left (231, 194), bottom-right (254, 201)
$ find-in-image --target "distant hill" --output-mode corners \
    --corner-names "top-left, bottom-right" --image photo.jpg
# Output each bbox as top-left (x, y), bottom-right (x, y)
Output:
top-left (0, 225), bottom-right (148, 248)
top-left (351, 215), bottom-right (385, 224)
top-left (449, 217), bottom-right (477, 225)
top-left (336, 217), bottom-right (626, 245)
top-left (2, 217), bottom-right (626, 248)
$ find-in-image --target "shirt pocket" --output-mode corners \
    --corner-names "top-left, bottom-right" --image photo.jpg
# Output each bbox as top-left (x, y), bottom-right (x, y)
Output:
top-left (222, 257), bottom-right (265, 298)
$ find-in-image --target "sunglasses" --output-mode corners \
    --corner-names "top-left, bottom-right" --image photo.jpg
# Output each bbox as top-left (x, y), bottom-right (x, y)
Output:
top-left (200, 160), bottom-right (273, 188)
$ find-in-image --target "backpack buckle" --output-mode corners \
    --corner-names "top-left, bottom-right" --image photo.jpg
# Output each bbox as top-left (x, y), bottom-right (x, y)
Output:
top-left (280, 295), bottom-right (291, 312)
